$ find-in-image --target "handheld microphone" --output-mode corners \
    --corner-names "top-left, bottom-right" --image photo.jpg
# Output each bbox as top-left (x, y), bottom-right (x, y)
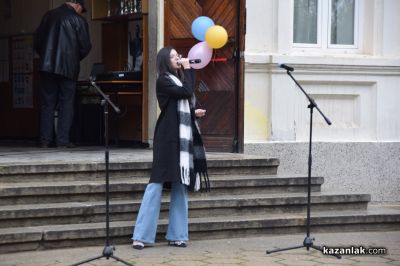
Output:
top-left (279, 64), bottom-right (294, 72)
top-left (189, 59), bottom-right (201, 64)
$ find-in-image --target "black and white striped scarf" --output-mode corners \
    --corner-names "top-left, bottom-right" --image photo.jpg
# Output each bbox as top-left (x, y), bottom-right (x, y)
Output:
top-left (167, 73), bottom-right (210, 192)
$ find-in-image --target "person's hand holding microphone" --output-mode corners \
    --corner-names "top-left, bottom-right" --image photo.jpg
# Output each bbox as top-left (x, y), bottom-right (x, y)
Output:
top-left (178, 57), bottom-right (191, 69)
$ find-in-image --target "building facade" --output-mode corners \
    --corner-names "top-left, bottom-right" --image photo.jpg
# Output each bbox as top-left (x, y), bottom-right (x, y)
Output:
top-left (0, 0), bottom-right (399, 202)
top-left (243, 0), bottom-right (400, 202)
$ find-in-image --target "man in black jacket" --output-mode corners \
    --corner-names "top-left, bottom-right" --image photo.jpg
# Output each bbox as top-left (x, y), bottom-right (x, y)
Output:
top-left (34, 0), bottom-right (91, 148)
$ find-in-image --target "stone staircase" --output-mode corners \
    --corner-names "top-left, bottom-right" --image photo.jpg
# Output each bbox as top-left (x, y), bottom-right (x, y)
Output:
top-left (0, 151), bottom-right (399, 253)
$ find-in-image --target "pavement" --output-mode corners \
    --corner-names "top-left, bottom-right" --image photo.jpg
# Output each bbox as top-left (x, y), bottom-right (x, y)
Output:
top-left (0, 231), bottom-right (399, 266)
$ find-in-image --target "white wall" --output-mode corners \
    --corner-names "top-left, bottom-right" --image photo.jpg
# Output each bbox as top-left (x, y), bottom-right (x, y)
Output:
top-left (244, 0), bottom-right (400, 202)
top-left (244, 0), bottom-right (400, 142)
top-left (382, 0), bottom-right (400, 56)
top-left (268, 62), bottom-right (400, 142)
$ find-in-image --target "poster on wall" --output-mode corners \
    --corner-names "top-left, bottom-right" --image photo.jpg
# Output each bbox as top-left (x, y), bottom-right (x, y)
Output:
top-left (11, 35), bottom-right (34, 108)
top-left (12, 73), bottom-right (33, 108)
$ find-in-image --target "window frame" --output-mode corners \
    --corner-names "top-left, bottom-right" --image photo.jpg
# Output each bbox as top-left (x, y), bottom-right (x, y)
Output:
top-left (292, 0), bottom-right (360, 52)
top-left (327, 0), bottom-right (359, 49)
top-left (292, 0), bottom-right (323, 48)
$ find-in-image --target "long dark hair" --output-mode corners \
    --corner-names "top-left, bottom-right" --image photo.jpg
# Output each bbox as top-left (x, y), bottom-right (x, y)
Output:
top-left (156, 47), bottom-right (184, 80)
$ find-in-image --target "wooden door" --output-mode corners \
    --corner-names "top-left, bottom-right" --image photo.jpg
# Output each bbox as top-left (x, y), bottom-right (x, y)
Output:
top-left (164, 0), bottom-right (245, 152)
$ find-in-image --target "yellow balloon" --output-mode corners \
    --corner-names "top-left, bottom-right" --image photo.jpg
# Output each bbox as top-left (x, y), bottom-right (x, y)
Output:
top-left (205, 25), bottom-right (228, 49)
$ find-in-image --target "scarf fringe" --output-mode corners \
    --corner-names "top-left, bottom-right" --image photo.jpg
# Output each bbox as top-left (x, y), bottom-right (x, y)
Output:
top-left (193, 158), bottom-right (209, 192)
top-left (180, 166), bottom-right (190, 186)
top-left (197, 171), bottom-right (210, 192)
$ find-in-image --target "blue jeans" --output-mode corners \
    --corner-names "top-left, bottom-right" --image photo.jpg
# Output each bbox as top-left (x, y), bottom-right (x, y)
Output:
top-left (132, 182), bottom-right (188, 244)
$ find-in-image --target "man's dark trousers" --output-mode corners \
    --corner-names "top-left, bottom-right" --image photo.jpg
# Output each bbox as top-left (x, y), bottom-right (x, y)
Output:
top-left (40, 72), bottom-right (76, 146)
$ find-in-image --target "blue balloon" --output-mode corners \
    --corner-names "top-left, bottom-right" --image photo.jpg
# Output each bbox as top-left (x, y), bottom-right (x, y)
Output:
top-left (191, 16), bottom-right (215, 41)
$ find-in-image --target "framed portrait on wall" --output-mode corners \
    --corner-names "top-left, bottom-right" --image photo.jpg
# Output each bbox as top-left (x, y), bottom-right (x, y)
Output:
top-left (128, 20), bottom-right (143, 72)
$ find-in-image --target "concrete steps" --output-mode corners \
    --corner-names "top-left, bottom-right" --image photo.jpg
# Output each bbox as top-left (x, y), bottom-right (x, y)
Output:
top-left (0, 150), bottom-right (399, 253)
top-left (0, 175), bottom-right (323, 205)
top-left (1, 206), bottom-right (399, 253)
top-left (0, 155), bottom-right (280, 182)
top-left (0, 192), bottom-right (370, 228)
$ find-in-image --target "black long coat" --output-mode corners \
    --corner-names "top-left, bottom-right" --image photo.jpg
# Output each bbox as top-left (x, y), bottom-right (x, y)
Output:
top-left (34, 4), bottom-right (92, 80)
top-left (149, 70), bottom-right (196, 184)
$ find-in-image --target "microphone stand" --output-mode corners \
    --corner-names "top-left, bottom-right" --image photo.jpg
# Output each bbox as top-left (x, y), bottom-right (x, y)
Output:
top-left (69, 79), bottom-right (133, 266)
top-left (266, 68), bottom-right (340, 259)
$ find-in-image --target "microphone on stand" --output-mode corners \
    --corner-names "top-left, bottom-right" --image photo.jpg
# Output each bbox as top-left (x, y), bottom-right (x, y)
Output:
top-left (279, 64), bottom-right (294, 72)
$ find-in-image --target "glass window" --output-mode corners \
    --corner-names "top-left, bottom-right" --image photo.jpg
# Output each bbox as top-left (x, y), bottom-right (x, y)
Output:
top-left (330, 0), bottom-right (355, 45)
top-left (293, 0), bottom-right (358, 50)
top-left (293, 0), bottom-right (318, 44)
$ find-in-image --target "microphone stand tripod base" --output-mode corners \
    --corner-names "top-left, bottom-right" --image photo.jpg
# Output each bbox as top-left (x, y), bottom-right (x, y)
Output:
top-left (69, 245), bottom-right (134, 266)
top-left (266, 236), bottom-right (341, 259)
top-left (103, 245), bottom-right (115, 258)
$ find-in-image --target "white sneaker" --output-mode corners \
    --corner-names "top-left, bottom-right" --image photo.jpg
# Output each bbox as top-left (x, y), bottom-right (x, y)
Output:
top-left (168, 240), bottom-right (187, 247)
top-left (132, 240), bottom-right (144, 250)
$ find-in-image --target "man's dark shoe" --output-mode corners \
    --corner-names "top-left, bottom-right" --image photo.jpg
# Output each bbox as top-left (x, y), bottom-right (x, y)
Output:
top-left (41, 143), bottom-right (50, 148)
top-left (57, 143), bottom-right (76, 149)
top-left (40, 142), bottom-right (55, 148)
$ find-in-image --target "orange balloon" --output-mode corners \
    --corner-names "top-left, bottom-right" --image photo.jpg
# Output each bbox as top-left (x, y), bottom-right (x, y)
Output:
top-left (205, 25), bottom-right (228, 49)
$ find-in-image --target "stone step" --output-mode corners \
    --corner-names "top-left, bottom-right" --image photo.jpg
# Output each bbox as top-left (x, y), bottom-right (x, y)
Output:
top-left (0, 175), bottom-right (323, 205)
top-left (0, 153), bottom-right (280, 182)
top-left (0, 205), bottom-right (399, 253)
top-left (0, 193), bottom-right (370, 228)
